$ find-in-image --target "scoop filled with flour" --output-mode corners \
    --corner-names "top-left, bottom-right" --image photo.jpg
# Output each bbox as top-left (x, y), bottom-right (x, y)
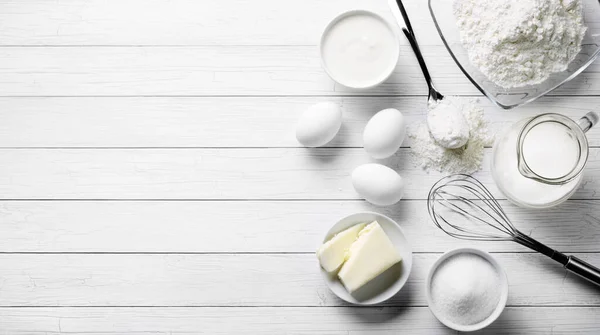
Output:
top-left (409, 96), bottom-right (493, 174)
top-left (427, 99), bottom-right (470, 149)
top-left (454, 0), bottom-right (587, 88)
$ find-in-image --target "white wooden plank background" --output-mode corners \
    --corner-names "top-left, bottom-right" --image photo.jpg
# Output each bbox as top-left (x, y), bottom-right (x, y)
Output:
top-left (1, 96), bottom-right (600, 148)
top-left (1, 46), bottom-right (600, 96)
top-left (2, 307), bottom-right (599, 335)
top-left (1, 0), bottom-right (600, 333)
top-left (0, 149), bottom-right (598, 200)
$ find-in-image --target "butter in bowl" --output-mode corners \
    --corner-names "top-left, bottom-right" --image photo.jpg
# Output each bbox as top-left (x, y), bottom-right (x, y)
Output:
top-left (317, 212), bottom-right (412, 305)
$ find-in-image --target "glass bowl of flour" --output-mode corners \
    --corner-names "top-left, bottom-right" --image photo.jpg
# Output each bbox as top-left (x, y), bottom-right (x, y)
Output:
top-left (430, 0), bottom-right (600, 109)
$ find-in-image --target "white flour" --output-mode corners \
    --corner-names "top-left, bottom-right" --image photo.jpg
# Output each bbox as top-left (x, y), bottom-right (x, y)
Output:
top-left (409, 96), bottom-right (492, 174)
top-left (454, 0), bottom-right (587, 88)
top-left (427, 99), bottom-right (470, 149)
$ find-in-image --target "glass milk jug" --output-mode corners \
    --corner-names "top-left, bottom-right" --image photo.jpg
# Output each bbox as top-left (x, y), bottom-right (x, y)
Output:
top-left (491, 112), bottom-right (598, 208)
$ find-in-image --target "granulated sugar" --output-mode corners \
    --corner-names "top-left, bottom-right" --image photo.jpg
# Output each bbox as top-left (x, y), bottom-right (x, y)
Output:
top-left (409, 96), bottom-right (493, 174)
top-left (430, 253), bottom-right (502, 326)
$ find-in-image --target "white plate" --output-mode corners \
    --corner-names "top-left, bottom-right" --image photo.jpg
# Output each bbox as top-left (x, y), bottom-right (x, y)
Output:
top-left (426, 248), bottom-right (509, 332)
top-left (319, 212), bottom-right (412, 305)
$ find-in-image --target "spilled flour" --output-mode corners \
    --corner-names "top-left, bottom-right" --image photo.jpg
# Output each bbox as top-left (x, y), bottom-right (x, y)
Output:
top-left (409, 96), bottom-right (493, 174)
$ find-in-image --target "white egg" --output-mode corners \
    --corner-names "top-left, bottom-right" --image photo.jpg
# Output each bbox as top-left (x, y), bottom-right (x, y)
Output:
top-left (296, 102), bottom-right (342, 147)
top-left (363, 108), bottom-right (406, 159)
top-left (351, 163), bottom-right (404, 206)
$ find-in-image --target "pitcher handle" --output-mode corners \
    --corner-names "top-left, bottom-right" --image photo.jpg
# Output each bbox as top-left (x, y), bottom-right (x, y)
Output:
top-left (578, 111), bottom-right (599, 133)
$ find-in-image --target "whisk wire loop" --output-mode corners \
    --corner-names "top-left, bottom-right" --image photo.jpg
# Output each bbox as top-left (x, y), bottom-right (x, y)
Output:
top-left (427, 174), bottom-right (519, 241)
top-left (438, 190), bottom-right (514, 236)
top-left (434, 193), bottom-right (508, 239)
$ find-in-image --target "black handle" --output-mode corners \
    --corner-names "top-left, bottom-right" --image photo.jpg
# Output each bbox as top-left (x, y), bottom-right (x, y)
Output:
top-left (401, 28), bottom-right (436, 96)
top-left (565, 256), bottom-right (600, 287)
top-left (395, 0), bottom-right (415, 36)
top-left (392, 0), bottom-right (441, 100)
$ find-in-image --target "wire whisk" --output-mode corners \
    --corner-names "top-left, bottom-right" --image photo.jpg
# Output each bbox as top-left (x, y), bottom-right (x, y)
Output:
top-left (427, 174), bottom-right (600, 287)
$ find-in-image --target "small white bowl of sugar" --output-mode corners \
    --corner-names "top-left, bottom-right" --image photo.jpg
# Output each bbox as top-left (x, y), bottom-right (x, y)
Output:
top-left (426, 248), bottom-right (508, 332)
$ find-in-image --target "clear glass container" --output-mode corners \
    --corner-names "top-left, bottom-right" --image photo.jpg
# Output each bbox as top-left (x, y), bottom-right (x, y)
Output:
top-left (491, 112), bottom-right (598, 208)
top-left (429, 0), bottom-right (600, 109)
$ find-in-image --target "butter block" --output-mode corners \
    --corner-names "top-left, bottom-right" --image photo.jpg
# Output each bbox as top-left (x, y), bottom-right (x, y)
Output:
top-left (338, 221), bottom-right (402, 293)
top-left (317, 223), bottom-right (366, 273)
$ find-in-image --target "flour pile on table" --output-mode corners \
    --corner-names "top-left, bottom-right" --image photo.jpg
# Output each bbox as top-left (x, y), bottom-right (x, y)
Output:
top-left (454, 0), bottom-right (587, 88)
top-left (409, 97), bottom-right (493, 174)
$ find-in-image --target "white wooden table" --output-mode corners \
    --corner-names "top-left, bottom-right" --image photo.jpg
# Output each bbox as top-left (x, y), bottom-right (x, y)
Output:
top-left (1, 0), bottom-right (599, 333)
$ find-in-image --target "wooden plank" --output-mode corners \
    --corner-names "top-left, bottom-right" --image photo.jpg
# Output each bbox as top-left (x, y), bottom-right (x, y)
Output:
top-left (2, 306), bottom-right (600, 334)
top-left (1, 200), bottom-right (599, 253)
top-left (0, 46), bottom-right (468, 96)
top-left (0, 253), bottom-right (599, 307)
top-left (0, 148), bottom-right (598, 200)
top-left (0, 306), bottom-right (443, 334)
top-left (0, 46), bottom-right (598, 97)
top-left (0, 0), bottom-right (435, 46)
top-left (1, 96), bottom-right (600, 148)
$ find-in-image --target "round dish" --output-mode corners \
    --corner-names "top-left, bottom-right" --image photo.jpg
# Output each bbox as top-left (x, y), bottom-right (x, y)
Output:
top-left (319, 212), bottom-right (412, 305)
top-left (426, 248), bottom-right (508, 332)
top-left (319, 10), bottom-right (400, 89)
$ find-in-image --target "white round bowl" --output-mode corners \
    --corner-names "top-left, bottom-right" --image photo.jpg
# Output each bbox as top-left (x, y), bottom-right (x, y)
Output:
top-left (426, 248), bottom-right (509, 332)
top-left (319, 10), bottom-right (400, 89)
top-left (319, 212), bottom-right (412, 305)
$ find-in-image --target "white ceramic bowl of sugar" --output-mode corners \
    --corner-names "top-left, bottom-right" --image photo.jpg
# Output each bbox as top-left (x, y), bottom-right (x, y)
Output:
top-left (426, 248), bottom-right (508, 332)
top-left (319, 212), bottom-right (412, 305)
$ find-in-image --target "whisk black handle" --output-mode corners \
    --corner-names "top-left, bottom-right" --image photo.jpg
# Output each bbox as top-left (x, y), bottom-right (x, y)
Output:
top-left (565, 256), bottom-right (600, 286)
top-left (511, 233), bottom-right (600, 286)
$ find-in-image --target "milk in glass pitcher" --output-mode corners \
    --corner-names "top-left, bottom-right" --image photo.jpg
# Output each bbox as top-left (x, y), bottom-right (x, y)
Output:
top-left (491, 112), bottom-right (598, 208)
